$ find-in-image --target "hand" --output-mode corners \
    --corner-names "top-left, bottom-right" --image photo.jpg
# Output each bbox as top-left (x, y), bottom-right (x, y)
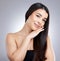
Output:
top-left (27, 27), bottom-right (44, 39)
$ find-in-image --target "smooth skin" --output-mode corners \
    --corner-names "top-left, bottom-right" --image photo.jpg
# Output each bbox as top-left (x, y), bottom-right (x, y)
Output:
top-left (6, 9), bottom-right (55, 61)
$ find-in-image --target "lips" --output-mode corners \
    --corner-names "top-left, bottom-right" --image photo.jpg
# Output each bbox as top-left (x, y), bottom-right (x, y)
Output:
top-left (34, 22), bottom-right (40, 28)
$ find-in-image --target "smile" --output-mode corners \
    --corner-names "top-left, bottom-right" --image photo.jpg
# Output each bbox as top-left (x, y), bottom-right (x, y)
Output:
top-left (34, 22), bottom-right (40, 28)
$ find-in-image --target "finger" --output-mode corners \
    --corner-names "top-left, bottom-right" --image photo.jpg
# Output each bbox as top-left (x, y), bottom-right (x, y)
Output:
top-left (40, 28), bottom-right (44, 32)
top-left (28, 28), bottom-right (44, 39)
top-left (33, 28), bottom-right (44, 37)
top-left (36, 28), bottom-right (44, 33)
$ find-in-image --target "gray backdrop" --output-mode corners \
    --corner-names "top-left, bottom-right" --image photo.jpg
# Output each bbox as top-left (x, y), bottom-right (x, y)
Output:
top-left (0, 0), bottom-right (60, 61)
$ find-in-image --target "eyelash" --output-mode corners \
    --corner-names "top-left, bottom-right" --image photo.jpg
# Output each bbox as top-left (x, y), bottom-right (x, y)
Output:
top-left (36, 15), bottom-right (46, 22)
top-left (36, 15), bottom-right (40, 18)
top-left (43, 19), bottom-right (46, 22)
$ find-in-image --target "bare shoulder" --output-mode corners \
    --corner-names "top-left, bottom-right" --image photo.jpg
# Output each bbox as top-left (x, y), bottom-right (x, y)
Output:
top-left (6, 32), bottom-right (23, 48)
top-left (6, 33), bottom-right (15, 41)
top-left (6, 33), bottom-right (14, 38)
top-left (6, 33), bottom-right (18, 45)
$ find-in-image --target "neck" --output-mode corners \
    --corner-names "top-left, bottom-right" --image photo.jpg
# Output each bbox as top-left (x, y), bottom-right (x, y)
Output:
top-left (19, 22), bottom-right (32, 36)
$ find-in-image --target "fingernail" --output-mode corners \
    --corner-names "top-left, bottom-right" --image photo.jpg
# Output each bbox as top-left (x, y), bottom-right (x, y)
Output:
top-left (42, 29), bottom-right (44, 31)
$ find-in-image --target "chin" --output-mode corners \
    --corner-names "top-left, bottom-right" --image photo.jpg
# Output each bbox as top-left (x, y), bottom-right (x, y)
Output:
top-left (31, 22), bottom-right (42, 31)
top-left (31, 26), bottom-right (39, 31)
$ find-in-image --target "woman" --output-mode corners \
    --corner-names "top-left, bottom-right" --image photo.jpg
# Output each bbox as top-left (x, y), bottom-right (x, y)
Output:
top-left (6, 3), bottom-right (55, 61)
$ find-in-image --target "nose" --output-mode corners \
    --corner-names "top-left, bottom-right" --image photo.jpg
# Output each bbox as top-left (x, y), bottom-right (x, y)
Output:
top-left (37, 21), bottom-right (41, 26)
top-left (37, 19), bottom-right (44, 27)
top-left (38, 18), bottom-right (42, 24)
top-left (37, 21), bottom-right (42, 28)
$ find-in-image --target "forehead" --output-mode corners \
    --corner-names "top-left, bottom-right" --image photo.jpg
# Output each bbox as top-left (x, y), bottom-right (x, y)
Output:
top-left (33, 9), bottom-right (48, 18)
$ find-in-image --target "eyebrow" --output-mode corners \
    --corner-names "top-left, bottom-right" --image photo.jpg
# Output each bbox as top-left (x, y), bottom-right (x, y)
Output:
top-left (37, 13), bottom-right (42, 17)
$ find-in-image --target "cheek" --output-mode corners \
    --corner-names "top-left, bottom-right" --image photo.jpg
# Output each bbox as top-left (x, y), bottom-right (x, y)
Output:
top-left (42, 22), bottom-right (45, 26)
top-left (31, 14), bottom-right (38, 21)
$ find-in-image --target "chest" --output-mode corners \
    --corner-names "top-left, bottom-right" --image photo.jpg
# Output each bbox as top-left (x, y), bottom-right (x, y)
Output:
top-left (15, 37), bottom-right (33, 50)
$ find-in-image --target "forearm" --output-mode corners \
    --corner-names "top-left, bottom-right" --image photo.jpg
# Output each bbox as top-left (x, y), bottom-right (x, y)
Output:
top-left (45, 55), bottom-right (55, 61)
top-left (10, 37), bottom-right (31, 61)
top-left (45, 58), bottom-right (55, 61)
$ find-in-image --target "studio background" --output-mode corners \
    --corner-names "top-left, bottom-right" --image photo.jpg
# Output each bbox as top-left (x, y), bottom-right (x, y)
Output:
top-left (0, 0), bottom-right (60, 61)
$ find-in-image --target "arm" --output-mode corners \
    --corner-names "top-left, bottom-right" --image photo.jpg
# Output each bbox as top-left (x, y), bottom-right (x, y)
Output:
top-left (6, 28), bottom-right (44, 61)
top-left (6, 33), bottom-right (31, 61)
top-left (45, 36), bottom-right (55, 61)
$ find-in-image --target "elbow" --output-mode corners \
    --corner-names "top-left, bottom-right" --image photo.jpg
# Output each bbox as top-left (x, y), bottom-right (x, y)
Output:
top-left (7, 54), bottom-right (23, 61)
top-left (46, 52), bottom-right (55, 61)
top-left (47, 55), bottom-right (55, 61)
top-left (7, 54), bottom-right (15, 61)
top-left (13, 57), bottom-right (23, 61)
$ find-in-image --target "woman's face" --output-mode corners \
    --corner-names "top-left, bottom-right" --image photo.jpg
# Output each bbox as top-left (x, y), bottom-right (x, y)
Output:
top-left (26, 9), bottom-right (48, 30)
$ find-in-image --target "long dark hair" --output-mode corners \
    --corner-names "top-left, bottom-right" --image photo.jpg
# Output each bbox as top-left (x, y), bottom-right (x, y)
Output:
top-left (25, 2), bottom-right (50, 61)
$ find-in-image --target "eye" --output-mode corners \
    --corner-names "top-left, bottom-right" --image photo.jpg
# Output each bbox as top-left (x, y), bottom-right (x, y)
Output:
top-left (43, 19), bottom-right (46, 22)
top-left (36, 15), bottom-right (40, 18)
